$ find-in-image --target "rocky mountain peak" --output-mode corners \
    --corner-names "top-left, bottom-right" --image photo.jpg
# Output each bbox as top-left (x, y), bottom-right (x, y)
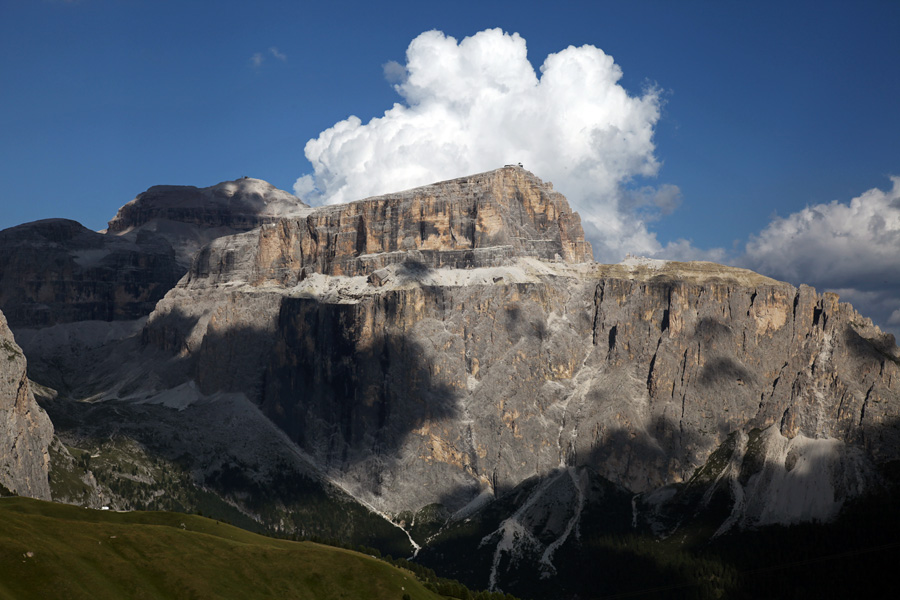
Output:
top-left (3, 166), bottom-right (898, 598)
top-left (341, 166), bottom-right (592, 264)
top-left (106, 177), bottom-right (309, 235)
top-left (186, 166), bottom-right (593, 286)
top-left (0, 219), bottom-right (95, 245)
top-left (0, 218), bottom-right (180, 328)
top-left (0, 178), bottom-right (312, 328)
top-left (103, 177), bottom-right (311, 270)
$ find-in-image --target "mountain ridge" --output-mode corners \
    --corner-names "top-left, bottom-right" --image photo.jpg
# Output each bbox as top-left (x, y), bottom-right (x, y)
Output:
top-left (1, 167), bottom-right (898, 598)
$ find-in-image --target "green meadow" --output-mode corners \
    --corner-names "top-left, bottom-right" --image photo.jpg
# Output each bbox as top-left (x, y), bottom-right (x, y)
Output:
top-left (0, 497), bottom-right (440, 600)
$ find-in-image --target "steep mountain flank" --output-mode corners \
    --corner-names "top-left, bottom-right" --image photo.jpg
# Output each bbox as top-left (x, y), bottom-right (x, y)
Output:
top-left (107, 177), bottom-right (309, 268)
top-left (141, 168), bottom-right (900, 527)
top-left (0, 309), bottom-right (52, 499)
top-left (10, 167), bottom-right (900, 596)
top-left (0, 179), bottom-right (307, 328)
top-left (181, 167), bottom-right (590, 288)
top-left (0, 219), bottom-right (181, 328)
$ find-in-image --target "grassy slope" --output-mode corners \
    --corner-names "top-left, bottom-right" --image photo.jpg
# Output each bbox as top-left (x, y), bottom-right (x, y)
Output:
top-left (0, 497), bottom-right (440, 600)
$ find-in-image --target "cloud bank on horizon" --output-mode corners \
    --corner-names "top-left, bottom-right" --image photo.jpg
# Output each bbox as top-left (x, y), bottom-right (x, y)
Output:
top-left (294, 28), bottom-right (684, 262)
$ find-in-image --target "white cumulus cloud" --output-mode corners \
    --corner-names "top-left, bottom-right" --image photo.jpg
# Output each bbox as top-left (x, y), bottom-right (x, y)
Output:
top-left (740, 177), bottom-right (900, 337)
top-left (294, 28), bottom-right (674, 262)
top-left (742, 177), bottom-right (900, 289)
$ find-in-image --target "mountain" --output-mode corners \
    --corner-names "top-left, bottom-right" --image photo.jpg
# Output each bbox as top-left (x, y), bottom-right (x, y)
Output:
top-left (143, 167), bottom-right (899, 515)
top-left (106, 177), bottom-right (310, 268)
top-left (0, 309), bottom-right (52, 499)
top-left (0, 219), bottom-right (180, 328)
top-left (0, 178), bottom-right (308, 329)
top-left (1, 167), bottom-right (898, 598)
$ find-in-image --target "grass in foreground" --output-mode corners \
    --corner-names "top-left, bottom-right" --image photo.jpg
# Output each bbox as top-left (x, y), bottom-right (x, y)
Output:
top-left (0, 497), bottom-right (441, 600)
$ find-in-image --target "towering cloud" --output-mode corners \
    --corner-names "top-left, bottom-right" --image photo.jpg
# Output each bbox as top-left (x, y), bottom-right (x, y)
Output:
top-left (294, 28), bottom-right (672, 261)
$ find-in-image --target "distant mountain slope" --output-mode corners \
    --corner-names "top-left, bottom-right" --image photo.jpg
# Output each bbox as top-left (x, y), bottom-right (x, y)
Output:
top-left (106, 177), bottom-right (310, 268)
top-left (146, 167), bottom-right (899, 517)
top-left (0, 219), bottom-right (181, 327)
top-left (136, 166), bottom-right (899, 593)
top-left (0, 178), bottom-right (308, 328)
top-left (0, 497), bottom-right (440, 600)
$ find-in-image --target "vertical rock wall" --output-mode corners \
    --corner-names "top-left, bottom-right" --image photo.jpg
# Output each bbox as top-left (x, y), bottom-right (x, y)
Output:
top-left (0, 309), bottom-right (52, 499)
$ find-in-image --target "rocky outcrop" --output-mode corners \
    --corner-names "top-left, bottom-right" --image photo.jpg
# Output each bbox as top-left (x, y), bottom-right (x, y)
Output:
top-left (0, 219), bottom-right (181, 328)
top-left (107, 177), bottom-right (309, 268)
top-left (10, 166), bottom-right (900, 595)
top-left (0, 178), bottom-right (308, 329)
top-left (183, 168), bottom-right (591, 287)
top-left (143, 169), bottom-right (900, 523)
top-left (0, 309), bottom-right (52, 499)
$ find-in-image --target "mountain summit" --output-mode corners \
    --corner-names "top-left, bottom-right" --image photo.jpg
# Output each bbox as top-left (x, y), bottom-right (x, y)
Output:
top-left (181, 166), bottom-right (592, 289)
top-left (107, 177), bottom-right (310, 268)
top-left (1, 167), bottom-right (898, 598)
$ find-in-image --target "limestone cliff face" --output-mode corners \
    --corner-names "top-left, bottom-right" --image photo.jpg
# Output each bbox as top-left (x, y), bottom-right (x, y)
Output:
top-left (0, 309), bottom-right (52, 499)
top-left (184, 168), bottom-right (591, 287)
top-left (144, 168), bottom-right (900, 520)
top-left (588, 273), bottom-right (898, 486)
top-left (9, 166), bottom-right (895, 595)
top-left (247, 266), bottom-right (898, 510)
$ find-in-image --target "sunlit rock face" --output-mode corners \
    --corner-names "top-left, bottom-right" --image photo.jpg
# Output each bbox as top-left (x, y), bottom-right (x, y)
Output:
top-left (144, 166), bottom-right (900, 522)
top-left (0, 309), bottom-right (52, 499)
top-left (183, 167), bottom-right (591, 287)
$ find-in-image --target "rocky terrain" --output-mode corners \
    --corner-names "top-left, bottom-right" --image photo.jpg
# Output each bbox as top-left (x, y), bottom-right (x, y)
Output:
top-left (107, 177), bottom-right (309, 268)
top-left (0, 178), bottom-right (307, 328)
top-left (0, 308), bottom-right (52, 499)
top-left (2, 166), bottom-right (898, 597)
top-left (0, 219), bottom-right (180, 327)
top-left (144, 168), bottom-right (899, 515)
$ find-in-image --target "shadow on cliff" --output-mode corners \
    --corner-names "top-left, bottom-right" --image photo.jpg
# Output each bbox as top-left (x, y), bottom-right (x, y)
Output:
top-left (415, 308), bottom-right (900, 596)
top-left (416, 414), bottom-right (721, 597)
top-left (843, 323), bottom-right (900, 366)
top-left (36, 288), bottom-right (900, 598)
top-left (36, 293), bottom-right (450, 556)
top-left (0, 220), bottom-right (183, 329)
top-left (692, 317), bottom-right (756, 387)
top-left (137, 284), bottom-right (462, 464)
top-left (420, 410), bottom-right (900, 599)
top-left (395, 257), bottom-right (433, 283)
top-left (259, 294), bottom-right (460, 476)
top-left (585, 415), bottom-right (718, 487)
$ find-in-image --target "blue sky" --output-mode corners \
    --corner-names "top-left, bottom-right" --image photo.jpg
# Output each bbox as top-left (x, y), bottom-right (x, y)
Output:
top-left (2, 0), bottom-right (899, 333)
